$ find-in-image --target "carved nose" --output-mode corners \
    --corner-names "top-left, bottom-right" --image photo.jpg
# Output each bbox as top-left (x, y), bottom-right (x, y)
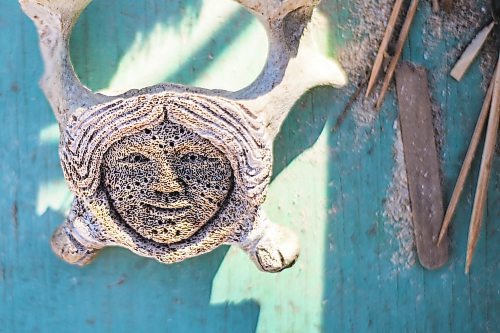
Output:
top-left (151, 162), bottom-right (184, 196)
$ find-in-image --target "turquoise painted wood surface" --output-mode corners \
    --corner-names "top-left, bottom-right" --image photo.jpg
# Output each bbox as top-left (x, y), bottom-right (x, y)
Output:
top-left (0, 1), bottom-right (498, 332)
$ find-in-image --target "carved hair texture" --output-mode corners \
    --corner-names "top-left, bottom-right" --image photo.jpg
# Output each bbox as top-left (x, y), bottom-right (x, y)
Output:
top-left (56, 91), bottom-right (278, 264)
top-left (60, 92), bottom-right (272, 202)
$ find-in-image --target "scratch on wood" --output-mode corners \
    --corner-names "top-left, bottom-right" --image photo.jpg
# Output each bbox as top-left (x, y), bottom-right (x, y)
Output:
top-left (10, 82), bottom-right (20, 93)
top-left (85, 318), bottom-right (96, 325)
top-left (12, 202), bottom-right (18, 240)
top-left (107, 274), bottom-right (127, 288)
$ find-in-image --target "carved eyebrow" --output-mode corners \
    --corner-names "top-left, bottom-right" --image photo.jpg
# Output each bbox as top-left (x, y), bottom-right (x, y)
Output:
top-left (173, 141), bottom-right (224, 158)
top-left (108, 140), bottom-right (154, 157)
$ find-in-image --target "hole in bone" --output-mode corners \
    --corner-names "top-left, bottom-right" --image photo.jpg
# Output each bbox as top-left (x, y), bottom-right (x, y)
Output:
top-left (70, 0), bottom-right (267, 93)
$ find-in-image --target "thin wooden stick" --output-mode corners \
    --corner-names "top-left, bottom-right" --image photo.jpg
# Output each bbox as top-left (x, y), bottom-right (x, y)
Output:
top-left (465, 56), bottom-right (500, 274)
top-left (437, 68), bottom-right (496, 246)
top-left (431, 0), bottom-right (440, 12)
top-left (376, 0), bottom-right (419, 110)
top-left (441, 0), bottom-right (454, 13)
top-left (333, 78), bottom-right (368, 132)
top-left (450, 21), bottom-right (495, 81)
top-left (365, 0), bottom-right (404, 97)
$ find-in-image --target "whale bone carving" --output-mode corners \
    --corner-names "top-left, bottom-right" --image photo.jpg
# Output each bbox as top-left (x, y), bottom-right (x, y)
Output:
top-left (20, 0), bottom-right (346, 272)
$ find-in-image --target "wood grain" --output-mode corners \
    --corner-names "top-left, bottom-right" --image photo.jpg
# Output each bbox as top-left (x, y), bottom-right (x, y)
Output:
top-left (365, 0), bottom-right (404, 97)
top-left (376, 0), bottom-right (419, 110)
top-left (395, 62), bottom-right (448, 269)
top-left (450, 21), bottom-right (495, 81)
top-left (465, 56), bottom-right (500, 274)
top-left (0, 1), bottom-right (499, 332)
top-left (431, 0), bottom-right (440, 12)
top-left (438, 67), bottom-right (496, 245)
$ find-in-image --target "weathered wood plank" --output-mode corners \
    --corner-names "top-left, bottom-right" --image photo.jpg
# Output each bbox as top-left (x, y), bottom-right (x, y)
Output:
top-left (396, 62), bottom-right (449, 269)
top-left (0, 1), bottom-right (498, 332)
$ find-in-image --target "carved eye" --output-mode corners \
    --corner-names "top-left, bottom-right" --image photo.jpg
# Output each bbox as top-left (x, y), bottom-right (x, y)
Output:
top-left (122, 153), bottom-right (150, 164)
top-left (181, 153), bottom-right (207, 163)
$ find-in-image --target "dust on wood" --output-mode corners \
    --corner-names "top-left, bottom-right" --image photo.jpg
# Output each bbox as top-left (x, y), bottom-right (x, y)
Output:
top-left (465, 58), bottom-right (500, 273)
top-left (424, 0), bottom-right (497, 88)
top-left (383, 121), bottom-right (416, 271)
top-left (395, 62), bottom-right (448, 270)
top-left (334, 0), bottom-right (495, 271)
top-left (438, 68), bottom-right (496, 245)
top-left (450, 21), bottom-right (495, 81)
top-left (375, 0), bottom-right (420, 110)
top-left (332, 78), bottom-right (367, 132)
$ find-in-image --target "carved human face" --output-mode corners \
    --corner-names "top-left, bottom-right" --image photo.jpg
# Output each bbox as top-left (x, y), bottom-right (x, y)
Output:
top-left (102, 120), bottom-right (233, 244)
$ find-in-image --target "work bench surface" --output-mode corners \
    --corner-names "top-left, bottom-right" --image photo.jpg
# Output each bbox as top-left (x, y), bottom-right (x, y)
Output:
top-left (0, 1), bottom-right (498, 332)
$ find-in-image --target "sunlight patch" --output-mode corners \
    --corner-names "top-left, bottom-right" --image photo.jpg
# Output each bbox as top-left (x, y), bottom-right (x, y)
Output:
top-left (37, 179), bottom-right (73, 216)
top-left (39, 123), bottom-right (60, 145)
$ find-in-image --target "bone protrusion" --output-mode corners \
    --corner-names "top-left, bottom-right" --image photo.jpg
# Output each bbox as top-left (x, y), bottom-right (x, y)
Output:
top-left (237, 4), bottom-right (347, 138)
top-left (51, 225), bottom-right (100, 266)
top-left (258, 47), bottom-right (346, 138)
top-left (19, 0), bottom-right (109, 126)
top-left (20, 0), bottom-right (345, 138)
top-left (234, 3), bottom-right (318, 99)
top-left (235, 0), bottom-right (319, 21)
top-left (239, 208), bottom-right (300, 272)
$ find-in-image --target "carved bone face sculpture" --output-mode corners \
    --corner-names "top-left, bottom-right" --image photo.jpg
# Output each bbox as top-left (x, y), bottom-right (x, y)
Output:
top-left (20, 0), bottom-right (346, 272)
top-left (102, 120), bottom-right (234, 244)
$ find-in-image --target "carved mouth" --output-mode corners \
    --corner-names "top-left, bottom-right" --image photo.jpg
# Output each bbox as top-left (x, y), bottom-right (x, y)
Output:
top-left (142, 202), bottom-right (191, 218)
